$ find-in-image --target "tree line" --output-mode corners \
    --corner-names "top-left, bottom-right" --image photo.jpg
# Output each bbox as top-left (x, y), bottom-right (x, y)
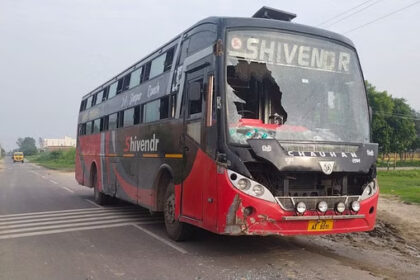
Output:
top-left (366, 81), bottom-right (420, 161)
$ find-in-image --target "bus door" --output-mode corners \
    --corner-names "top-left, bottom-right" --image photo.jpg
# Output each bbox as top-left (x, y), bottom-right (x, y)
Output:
top-left (181, 67), bottom-right (218, 229)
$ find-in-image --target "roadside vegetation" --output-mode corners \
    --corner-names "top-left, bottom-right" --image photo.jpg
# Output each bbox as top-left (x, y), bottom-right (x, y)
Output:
top-left (377, 170), bottom-right (420, 204)
top-left (28, 148), bottom-right (75, 171)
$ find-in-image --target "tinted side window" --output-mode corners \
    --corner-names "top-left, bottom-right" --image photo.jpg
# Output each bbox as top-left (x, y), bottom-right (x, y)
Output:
top-left (116, 79), bottom-right (124, 94)
top-left (129, 68), bottom-right (142, 89)
top-left (188, 30), bottom-right (216, 56)
top-left (149, 53), bottom-right (166, 79)
top-left (100, 116), bottom-right (108, 131)
top-left (108, 113), bottom-right (117, 130)
top-left (124, 107), bottom-right (135, 127)
top-left (164, 47), bottom-right (175, 72)
top-left (143, 100), bottom-right (160, 123)
top-left (86, 96), bottom-right (93, 109)
top-left (79, 123), bottom-right (86, 135)
top-left (117, 111), bottom-right (124, 128)
top-left (122, 74), bottom-right (131, 92)
top-left (134, 106), bottom-right (141, 124)
top-left (160, 96), bottom-right (169, 119)
top-left (188, 80), bottom-right (203, 115)
top-left (96, 90), bottom-right (104, 104)
top-left (86, 121), bottom-right (93, 135)
top-left (93, 119), bottom-right (100, 133)
top-left (108, 82), bottom-right (118, 99)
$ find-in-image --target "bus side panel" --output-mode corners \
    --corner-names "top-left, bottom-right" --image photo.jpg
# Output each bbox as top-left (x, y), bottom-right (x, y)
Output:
top-left (75, 145), bottom-right (84, 185)
top-left (77, 134), bottom-right (102, 188)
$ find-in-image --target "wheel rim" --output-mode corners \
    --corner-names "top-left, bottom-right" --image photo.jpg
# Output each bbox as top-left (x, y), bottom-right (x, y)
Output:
top-left (165, 194), bottom-right (176, 224)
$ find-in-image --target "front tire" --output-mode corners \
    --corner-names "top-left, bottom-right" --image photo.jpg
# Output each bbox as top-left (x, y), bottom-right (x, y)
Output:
top-left (164, 182), bottom-right (192, 241)
top-left (92, 167), bottom-right (108, 205)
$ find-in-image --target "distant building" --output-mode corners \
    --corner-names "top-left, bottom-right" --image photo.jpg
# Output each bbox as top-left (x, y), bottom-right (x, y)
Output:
top-left (40, 136), bottom-right (76, 151)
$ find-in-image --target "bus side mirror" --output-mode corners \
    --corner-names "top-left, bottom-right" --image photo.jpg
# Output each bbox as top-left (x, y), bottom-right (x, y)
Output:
top-left (189, 82), bottom-right (202, 101)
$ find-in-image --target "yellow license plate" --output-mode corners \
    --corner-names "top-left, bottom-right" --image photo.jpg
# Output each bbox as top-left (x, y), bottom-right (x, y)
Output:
top-left (307, 220), bottom-right (334, 231)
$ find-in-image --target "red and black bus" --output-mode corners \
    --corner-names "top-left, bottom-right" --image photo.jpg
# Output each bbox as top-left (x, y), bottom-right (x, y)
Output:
top-left (76, 7), bottom-right (379, 241)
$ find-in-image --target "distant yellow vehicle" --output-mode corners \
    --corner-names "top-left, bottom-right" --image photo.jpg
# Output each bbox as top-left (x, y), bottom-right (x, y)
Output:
top-left (13, 152), bottom-right (24, 163)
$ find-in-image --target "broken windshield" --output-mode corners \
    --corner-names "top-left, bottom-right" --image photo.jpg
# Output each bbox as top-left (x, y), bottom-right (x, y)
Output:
top-left (226, 30), bottom-right (370, 145)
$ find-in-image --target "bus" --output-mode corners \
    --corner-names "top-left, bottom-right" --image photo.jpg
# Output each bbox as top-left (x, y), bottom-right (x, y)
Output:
top-left (76, 7), bottom-right (379, 241)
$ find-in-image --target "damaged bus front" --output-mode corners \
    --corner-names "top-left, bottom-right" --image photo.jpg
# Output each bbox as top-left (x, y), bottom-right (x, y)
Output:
top-left (218, 29), bottom-right (378, 235)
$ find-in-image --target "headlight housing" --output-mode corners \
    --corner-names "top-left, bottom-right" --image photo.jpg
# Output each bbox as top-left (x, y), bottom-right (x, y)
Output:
top-left (227, 170), bottom-right (276, 202)
top-left (360, 180), bottom-right (378, 200)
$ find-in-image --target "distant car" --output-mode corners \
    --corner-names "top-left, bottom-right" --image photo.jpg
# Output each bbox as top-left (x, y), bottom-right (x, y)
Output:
top-left (13, 152), bottom-right (24, 163)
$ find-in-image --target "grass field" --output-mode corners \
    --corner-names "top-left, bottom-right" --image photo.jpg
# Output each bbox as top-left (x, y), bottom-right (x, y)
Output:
top-left (377, 170), bottom-right (420, 204)
top-left (27, 148), bottom-right (75, 172)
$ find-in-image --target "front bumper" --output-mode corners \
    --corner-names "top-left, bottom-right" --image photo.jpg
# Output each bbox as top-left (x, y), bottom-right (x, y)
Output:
top-left (218, 171), bottom-right (378, 236)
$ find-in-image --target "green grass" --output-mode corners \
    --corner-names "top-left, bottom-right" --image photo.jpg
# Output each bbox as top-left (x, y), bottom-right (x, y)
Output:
top-left (376, 159), bottom-right (420, 167)
top-left (377, 170), bottom-right (420, 204)
top-left (28, 148), bottom-right (75, 172)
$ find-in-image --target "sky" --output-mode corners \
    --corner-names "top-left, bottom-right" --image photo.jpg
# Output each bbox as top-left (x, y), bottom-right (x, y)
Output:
top-left (0, 0), bottom-right (419, 151)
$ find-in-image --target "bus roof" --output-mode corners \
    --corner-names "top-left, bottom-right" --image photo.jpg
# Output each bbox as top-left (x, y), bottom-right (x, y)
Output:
top-left (82, 15), bottom-right (354, 99)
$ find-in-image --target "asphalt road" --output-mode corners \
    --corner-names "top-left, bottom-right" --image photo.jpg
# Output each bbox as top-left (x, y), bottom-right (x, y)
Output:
top-left (0, 158), bottom-right (417, 280)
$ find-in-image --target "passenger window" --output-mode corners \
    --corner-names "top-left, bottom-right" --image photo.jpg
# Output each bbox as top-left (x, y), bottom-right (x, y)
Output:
top-left (100, 116), bottom-right (108, 131)
top-left (149, 53), bottom-right (166, 79)
top-left (108, 82), bottom-right (118, 99)
top-left (143, 100), bottom-right (160, 123)
top-left (134, 106), bottom-right (141, 124)
top-left (86, 121), bottom-right (93, 135)
top-left (79, 123), bottom-right (86, 135)
top-left (80, 100), bottom-right (87, 112)
top-left (129, 68), bottom-right (142, 89)
top-left (92, 94), bottom-right (98, 107)
top-left (160, 96), bottom-right (169, 119)
top-left (122, 74), bottom-right (131, 92)
top-left (124, 108), bottom-right (135, 127)
top-left (117, 111), bottom-right (124, 128)
top-left (116, 78), bottom-right (124, 94)
top-left (86, 96), bottom-right (93, 109)
top-left (96, 90), bottom-right (104, 104)
top-left (164, 47), bottom-right (175, 72)
top-left (93, 119), bottom-right (101, 133)
top-left (108, 113), bottom-right (118, 130)
top-left (188, 80), bottom-right (203, 116)
top-left (188, 31), bottom-right (216, 56)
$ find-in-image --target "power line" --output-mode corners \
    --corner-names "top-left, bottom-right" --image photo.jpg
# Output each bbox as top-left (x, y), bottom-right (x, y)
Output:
top-left (344, 0), bottom-right (420, 34)
top-left (317, 0), bottom-right (375, 26)
top-left (324, 0), bottom-right (385, 28)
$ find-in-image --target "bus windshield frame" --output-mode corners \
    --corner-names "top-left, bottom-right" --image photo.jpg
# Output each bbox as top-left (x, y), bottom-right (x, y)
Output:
top-left (224, 29), bottom-right (370, 146)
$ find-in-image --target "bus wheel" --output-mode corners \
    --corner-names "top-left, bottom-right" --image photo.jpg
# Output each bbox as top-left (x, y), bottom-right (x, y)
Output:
top-left (92, 167), bottom-right (108, 205)
top-left (164, 183), bottom-right (192, 241)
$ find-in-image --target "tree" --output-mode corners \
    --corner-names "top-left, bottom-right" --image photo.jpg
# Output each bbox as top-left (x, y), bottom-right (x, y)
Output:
top-left (16, 137), bottom-right (38, 156)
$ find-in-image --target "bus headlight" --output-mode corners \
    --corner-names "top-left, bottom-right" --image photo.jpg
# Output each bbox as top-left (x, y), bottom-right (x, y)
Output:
top-left (351, 201), bottom-right (360, 212)
top-left (360, 180), bottom-right (378, 200)
top-left (227, 170), bottom-right (275, 203)
top-left (252, 185), bottom-right (264, 196)
top-left (296, 202), bottom-right (306, 214)
top-left (317, 201), bottom-right (328, 213)
top-left (336, 202), bottom-right (346, 213)
top-left (237, 178), bottom-right (251, 190)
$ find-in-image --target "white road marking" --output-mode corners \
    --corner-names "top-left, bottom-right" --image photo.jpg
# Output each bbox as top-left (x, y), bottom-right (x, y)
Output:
top-left (132, 224), bottom-right (188, 254)
top-left (0, 217), bottom-right (158, 235)
top-left (84, 199), bottom-right (103, 208)
top-left (49, 180), bottom-right (58, 185)
top-left (0, 206), bottom-right (137, 219)
top-left (0, 221), bottom-right (161, 240)
top-left (61, 186), bottom-right (74, 193)
top-left (1, 214), bottom-right (156, 230)
top-left (0, 210), bottom-right (147, 225)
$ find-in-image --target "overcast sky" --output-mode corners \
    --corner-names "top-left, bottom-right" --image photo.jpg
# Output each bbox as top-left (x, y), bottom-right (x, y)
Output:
top-left (0, 0), bottom-right (419, 150)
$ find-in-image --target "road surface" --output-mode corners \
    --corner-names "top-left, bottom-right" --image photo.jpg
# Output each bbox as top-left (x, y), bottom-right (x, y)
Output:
top-left (0, 158), bottom-right (418, 280)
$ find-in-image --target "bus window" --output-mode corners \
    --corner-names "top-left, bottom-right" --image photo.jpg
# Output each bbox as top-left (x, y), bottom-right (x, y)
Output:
top-left (100, 116), bottom-right (108, 131)
top-left (129, 67), bottom-right (142, 89)
top-left (85, 96), bottom-right (93, 109)
top-left (79, 123), bottom-right (86, 135)
top-left (96, 90), bottom-right (104, 105)
top-left (188, 81), bottom-right (203, 116)
top-left (149, 53), bottom-right (166, 80)
top-left (122, 74), bottom-right (131, 92)
top-left (116, 78), bottom-right (124, 94)
top-left (117, 111), bottom-right (124, 128)
top-left (160, 96), bottom-right (169, 119)
top-left (93, 119), bottom-right (100, 133)
top-left (143, 99), bottom-right (160, 123)
top-left (108, 82), bottom-right (118, 99)
top-left (124, 107), bottom-right (135, 127)
top-left (86, 121), bottom-right (92, 135)
top-left (134, 105), bottom-right (141, 124)
top-left (108, 113), bottom-right (117, 130)
top-left (164, 47), bottom-right (175, 72)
